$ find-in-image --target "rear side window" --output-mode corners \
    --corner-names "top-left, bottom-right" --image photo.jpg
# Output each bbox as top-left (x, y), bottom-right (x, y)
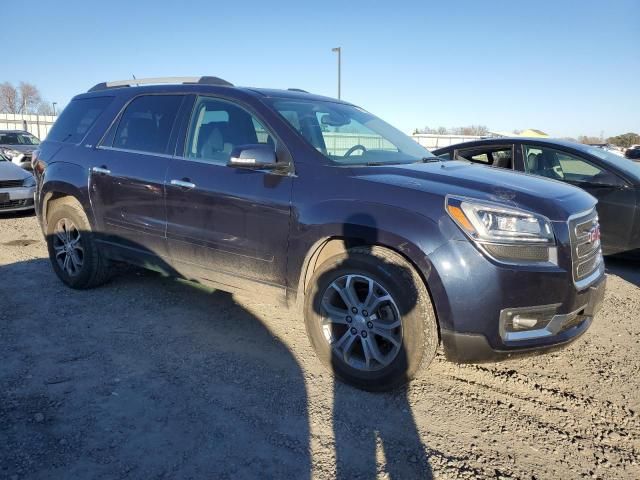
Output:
top-left (46, 96), bottom-right (112, 143)
top-left (112, 95), bottom-right (183, 154)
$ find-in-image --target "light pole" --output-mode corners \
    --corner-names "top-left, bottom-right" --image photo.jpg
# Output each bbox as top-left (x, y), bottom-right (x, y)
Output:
top-left (52, 102), bottom-right (57, 116)
top-left (331, 47), bottom-right (341, 99)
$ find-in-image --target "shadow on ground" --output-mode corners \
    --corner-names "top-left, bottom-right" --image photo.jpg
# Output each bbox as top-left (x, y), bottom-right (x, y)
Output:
top-left (0, 258), bottom-right (311, 479)
top-left (605, 256), bottom-right (640, 288)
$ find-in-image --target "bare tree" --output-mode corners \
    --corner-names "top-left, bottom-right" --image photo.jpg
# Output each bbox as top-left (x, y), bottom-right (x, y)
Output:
top-left (18, 82), bottom-right (42, 113)
top-left (0, 82), bottom-right (18, 113)
top-left (0, 81), bottom-right (51, 115)
top-left (578, 135), bottom-right (602, 145)
top-left (37, 102), bottom-right (55, 115)
top-left (451, 125), bottom-right (489, 136)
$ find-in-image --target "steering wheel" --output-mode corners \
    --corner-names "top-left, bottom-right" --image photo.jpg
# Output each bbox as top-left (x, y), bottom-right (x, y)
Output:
top-left (344, 144), bottom-right (367, 157)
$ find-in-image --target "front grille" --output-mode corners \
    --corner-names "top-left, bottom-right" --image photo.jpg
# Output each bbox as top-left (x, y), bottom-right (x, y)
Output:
top-left (0, 198), bottom-right (32, 210)
top-left (0, 179), bottom-right (24, 188)
top-left (569, 209), bottom-right (602, 284)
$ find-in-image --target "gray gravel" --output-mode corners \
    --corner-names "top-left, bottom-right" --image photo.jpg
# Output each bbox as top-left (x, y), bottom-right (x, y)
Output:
top-left (1, 213), bottom-right (639, 479)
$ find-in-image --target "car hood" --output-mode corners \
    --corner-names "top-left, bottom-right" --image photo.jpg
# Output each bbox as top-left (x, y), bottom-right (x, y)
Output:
top-left (0, 161), bottom-right (30, 181)
top-left (352, 160), bottom-right (596, 221)
top-left (0, 144), bottom-right (37, 154)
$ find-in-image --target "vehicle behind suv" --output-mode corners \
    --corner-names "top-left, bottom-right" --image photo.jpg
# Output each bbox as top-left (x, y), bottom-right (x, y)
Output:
top-left (34, 77), bottom-right (606, 390)
top-left (0, 129), bottom-right (41, 170)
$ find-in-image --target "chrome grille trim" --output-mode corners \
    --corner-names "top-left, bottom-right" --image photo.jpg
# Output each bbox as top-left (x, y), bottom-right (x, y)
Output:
top-left (568, 208), bottom-right (602, 287)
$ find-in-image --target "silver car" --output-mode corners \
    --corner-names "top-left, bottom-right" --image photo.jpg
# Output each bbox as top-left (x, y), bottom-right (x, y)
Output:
top-left (0, 130), bottom-right (41, 170)
top-left (0, 152), bottom-right (36, 213)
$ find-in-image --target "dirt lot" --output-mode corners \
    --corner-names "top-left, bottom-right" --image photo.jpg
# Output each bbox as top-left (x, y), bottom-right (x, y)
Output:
top-left (1, 212), bottom-right (639, 480)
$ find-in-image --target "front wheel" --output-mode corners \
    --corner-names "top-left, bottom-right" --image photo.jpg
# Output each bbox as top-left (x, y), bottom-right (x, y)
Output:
top-left (304, 247), bottom-right (438, 391)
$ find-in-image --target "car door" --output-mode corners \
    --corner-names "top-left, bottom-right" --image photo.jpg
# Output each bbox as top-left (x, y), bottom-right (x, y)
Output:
top-left (521, 143), bottom-right (636, 254)
top-left (165, 95), bottom-right (293, 296)
top-left (89, 94), bottom-right (185, 261)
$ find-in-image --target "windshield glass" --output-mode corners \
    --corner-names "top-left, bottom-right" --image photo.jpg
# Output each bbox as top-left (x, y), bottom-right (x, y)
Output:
top-left (0, 132), bottom-right (40, 146)
top-left (270, 99), bottom-right (434, 165)
top-left (578, 144), bottom-right (640, 180)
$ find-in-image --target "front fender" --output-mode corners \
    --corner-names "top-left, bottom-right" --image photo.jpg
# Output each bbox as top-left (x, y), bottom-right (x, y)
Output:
top-left (287, 199), bottom-right (462, 326)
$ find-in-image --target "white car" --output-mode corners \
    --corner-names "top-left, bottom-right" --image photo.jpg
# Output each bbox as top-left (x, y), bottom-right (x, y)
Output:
top-left (0, 153), bottom-right (36, 213)
top-left (0, 130), bottom-right (41, 170)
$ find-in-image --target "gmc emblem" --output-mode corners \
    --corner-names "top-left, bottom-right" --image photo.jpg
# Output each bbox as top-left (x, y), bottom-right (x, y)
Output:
top-left (587, 225), bottom-right (601, 244)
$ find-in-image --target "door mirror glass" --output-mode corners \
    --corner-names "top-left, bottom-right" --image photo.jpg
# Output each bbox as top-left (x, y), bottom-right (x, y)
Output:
top-left (228, 144), bottom-right (277, 169)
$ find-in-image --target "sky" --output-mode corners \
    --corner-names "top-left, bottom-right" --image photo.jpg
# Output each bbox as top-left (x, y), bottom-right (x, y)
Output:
top-left (2, 0), bottom-right (638, 138)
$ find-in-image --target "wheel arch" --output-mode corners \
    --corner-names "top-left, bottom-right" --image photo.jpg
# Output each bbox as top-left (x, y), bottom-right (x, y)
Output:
top-left (294, 235), bottom-right (445, 341)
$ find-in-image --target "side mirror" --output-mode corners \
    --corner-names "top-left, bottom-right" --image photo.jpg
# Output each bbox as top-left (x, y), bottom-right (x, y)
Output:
top-left (228, 144), bottom-right (277, 170)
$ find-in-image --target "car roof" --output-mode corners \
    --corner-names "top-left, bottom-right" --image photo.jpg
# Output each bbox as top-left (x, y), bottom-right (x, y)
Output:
top-left (432, 137), bottom-right (586, 153)
top-left (74, 82), bottom-right (350, 105)
top-left (0, 130), bottom-right (30, 134)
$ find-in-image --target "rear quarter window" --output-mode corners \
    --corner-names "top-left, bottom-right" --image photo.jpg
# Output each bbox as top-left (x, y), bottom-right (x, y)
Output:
top-left (47, 96), bottom-right (113, 144)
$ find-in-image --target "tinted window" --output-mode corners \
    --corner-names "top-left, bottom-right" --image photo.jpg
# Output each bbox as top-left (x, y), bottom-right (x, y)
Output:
top-left (523, 144), bottom-right (622, 185)
top-left (46, 97), bottom-right (112, 143)
top-left (185, 97), bottom-right (275, 165)
top-left (113, 95), bottom-right (182, 154)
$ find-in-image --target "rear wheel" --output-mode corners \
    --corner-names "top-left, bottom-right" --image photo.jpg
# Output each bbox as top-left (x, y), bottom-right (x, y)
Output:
top-left (304, 247), bottom-right (438, 391)
top-left (46, 199), bottom-right (111, 289)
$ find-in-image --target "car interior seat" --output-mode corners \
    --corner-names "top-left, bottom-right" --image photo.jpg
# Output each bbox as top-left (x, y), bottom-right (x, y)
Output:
top-left (492, 153), bottom-right (512, 169)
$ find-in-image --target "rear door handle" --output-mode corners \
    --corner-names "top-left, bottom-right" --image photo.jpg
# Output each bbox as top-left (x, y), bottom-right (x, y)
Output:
top-left (170, 179), bottom-right (196, 190)
top-left (92, 166), bottom-right (111, 175)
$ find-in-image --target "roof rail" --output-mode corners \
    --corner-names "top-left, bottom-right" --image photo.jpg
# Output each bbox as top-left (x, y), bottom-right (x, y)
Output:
top-left (287, 88), bottom-right (309, 93)
top-left (88, 76), bottom-right (233, 92)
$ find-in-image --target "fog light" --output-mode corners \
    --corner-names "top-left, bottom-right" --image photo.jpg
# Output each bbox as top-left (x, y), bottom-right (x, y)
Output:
top-left (511, 315), bottom-right (541, 330)
top-left (499, 304), bottom-right (561, 341)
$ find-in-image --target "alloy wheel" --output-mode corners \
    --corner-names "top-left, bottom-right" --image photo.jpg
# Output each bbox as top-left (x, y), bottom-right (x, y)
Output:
top-left (320, 274), bottom-right (403, 371)
top-left (52, 218), bottom-right (84, 277)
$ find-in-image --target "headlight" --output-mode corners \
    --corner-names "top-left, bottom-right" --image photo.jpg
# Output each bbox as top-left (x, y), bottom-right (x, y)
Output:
top-left (446, 195), bottom-right (556, 263)
top-left (0, 148), bottom-right (21, 158)
top-left (23, 175), bottom-right (36, 187)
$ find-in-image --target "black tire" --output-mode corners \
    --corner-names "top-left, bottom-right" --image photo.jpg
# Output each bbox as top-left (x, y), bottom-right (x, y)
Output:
top-left (304, 246), bottom-right (438, 391)
top-left (46, 198), bottom-right (112, 289)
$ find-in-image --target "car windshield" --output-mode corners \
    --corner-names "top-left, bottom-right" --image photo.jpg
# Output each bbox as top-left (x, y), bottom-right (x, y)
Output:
top-left (0, 132), bottom-right (40, 145)
top-left (578, 144), bottom-right (640, 180)
top-left (270, 99), bottom-right (434, 165)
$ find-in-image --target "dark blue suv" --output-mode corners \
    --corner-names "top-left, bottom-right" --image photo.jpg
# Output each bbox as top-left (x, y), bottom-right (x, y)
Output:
top-left (33, 77), bottom-right (606, 390)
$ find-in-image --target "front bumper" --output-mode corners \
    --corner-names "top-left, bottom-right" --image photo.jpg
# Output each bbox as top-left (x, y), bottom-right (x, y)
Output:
top-left (441, 273), bottom-right (605, 362)
top-left (0, 186), bottom-right (36, 212)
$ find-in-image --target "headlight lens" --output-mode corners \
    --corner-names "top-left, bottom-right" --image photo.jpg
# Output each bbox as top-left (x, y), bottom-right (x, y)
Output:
top-left (0, 148), bottom-right (21, 158)
top-left (446, 196), bottom-right (556, 263)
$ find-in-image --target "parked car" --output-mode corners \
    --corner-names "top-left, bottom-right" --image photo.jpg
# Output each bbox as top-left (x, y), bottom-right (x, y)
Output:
top-left (433, 138), bottom-right (640, 256)
top-left (0, 152), bottom-right (36, 213)
top-left (33, 77), bottom-right (605, 390)
top-left (0, 129), bottom-right (41, 170)
top-left (625, 146), bottom-right (640, 160)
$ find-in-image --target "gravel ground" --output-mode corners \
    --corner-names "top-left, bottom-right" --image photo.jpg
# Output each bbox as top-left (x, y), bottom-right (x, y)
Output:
top-left (1, 212), bottom-right (639, 480)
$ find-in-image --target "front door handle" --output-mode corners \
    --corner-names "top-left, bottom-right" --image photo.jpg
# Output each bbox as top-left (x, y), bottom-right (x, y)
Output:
top-left (170, 179), bottom-right (196, 190)
top-left (92, 166), bottom-right (111, 175)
